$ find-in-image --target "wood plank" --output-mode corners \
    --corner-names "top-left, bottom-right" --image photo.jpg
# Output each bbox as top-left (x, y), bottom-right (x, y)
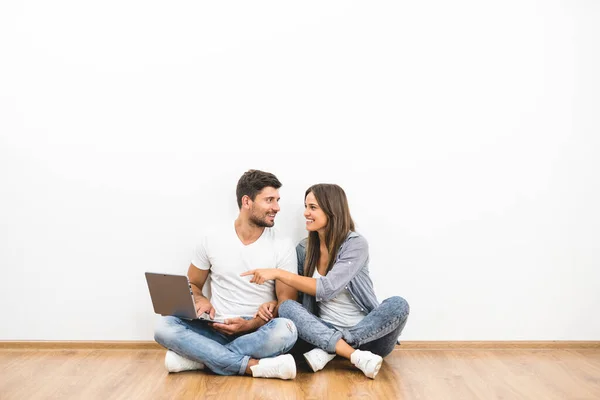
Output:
top-left (1, 347), bottom-right (599, 399)
top-left (0, 341), bottom-right (162, 349)
top-left (1, 340), bottom-right (599, 349)
top-left (398, 341), bottom-right (600, 349)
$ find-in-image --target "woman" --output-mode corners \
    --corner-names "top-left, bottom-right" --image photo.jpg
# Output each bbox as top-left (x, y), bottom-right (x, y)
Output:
top-left (241, 184), bottom-right (409, 379)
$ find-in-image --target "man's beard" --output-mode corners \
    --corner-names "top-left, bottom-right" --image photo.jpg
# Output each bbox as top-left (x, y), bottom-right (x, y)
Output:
top-left (249, 212), bottom-right (275, 228)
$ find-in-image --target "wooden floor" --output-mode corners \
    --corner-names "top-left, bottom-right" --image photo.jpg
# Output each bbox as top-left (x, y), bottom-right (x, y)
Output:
top-left (1, 346), bottom-right (600, 399)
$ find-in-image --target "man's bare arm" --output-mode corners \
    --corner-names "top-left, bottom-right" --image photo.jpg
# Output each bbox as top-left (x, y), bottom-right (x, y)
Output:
top-left (187, 263), bottom-right (215, 318)
top-left (255, 279), bottom-right (298, 321)
top-left (271, 279), bottom-right (297, 318)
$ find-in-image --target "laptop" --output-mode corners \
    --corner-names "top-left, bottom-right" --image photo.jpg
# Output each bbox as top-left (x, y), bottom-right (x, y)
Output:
top-left (145, 272), bottom-right (225, 323)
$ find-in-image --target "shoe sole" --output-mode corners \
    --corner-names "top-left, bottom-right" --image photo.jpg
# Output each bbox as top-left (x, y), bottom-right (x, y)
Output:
top-left (370, 359), bottom-right (383, 379)
top-left (284, 354), bottom-right (297, 379)
top-left (303, 353), bottom-right (321, 373)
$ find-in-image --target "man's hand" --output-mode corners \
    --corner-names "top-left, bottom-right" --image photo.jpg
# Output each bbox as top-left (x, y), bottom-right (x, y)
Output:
top-left (211, 317), bottom-right (253, 336)
top-left (240, 269), bottom-right (281, 285)
top-left (195, 298), bottom-right (216, 319)
top-left (255, 300), bottom-right (277, 322)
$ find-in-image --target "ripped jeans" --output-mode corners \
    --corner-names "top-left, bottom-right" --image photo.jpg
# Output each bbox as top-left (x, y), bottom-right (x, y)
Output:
top-left (154, 316), bottom-right (297, 375)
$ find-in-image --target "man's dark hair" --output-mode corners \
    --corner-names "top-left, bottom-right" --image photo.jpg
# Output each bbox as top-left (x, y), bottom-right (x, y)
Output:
top-left (236, 169), bottom-right (282, 208)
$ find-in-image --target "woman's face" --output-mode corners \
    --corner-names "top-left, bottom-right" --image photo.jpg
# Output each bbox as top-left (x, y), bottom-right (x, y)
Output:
top-left (304, 191), bottom-right (328, 233)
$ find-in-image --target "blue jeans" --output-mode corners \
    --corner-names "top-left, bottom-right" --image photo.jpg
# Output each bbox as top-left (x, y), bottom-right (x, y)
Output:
top-left (154, 316), bottom-right (297, 376)
top-left (278, 296), bottom-right (409, 357)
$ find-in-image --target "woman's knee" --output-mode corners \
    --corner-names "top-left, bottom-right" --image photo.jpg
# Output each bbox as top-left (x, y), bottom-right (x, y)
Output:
top-left (278, 299), bottom-right (301, 319)
top-left (385, 296), bottom-right (410, 319)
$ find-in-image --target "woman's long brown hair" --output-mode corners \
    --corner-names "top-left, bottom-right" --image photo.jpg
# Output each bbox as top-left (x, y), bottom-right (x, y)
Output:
top-left (304, 184), bottom-right (355, 277)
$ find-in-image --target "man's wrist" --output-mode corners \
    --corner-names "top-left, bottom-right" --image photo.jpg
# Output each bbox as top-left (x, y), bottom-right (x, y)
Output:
top-left (195, 301), bottom-right (210, 311)
top-left (250, 316), bottom-right (267, 329)
top-left (194, 295), bottom-right (209, 304)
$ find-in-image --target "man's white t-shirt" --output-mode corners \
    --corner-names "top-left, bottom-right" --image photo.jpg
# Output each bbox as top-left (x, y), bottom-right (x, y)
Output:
top-left (191, 225), bottom-right (297, 320)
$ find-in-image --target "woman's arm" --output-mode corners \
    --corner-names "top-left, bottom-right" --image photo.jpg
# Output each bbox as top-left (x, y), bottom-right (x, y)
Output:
top-left (277, 270), bottom-right (316, 296)
top-left (316, 235), bottom-right (369, 301)
top-left (241, 269), bottom-right (317, 296)
top-left (241, 235), bottom-right (369, 299)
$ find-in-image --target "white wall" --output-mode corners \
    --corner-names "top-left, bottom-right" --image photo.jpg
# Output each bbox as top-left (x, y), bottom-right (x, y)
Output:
top-left (1, 1), bottom-right (599, 341)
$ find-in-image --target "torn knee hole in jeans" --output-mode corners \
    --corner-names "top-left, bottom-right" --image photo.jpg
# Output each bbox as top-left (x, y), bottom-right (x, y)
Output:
top-left (285, 321), bottom-right (296, 333)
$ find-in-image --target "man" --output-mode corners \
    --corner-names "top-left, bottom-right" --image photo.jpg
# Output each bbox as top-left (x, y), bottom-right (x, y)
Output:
top-left (154, 170), bottom-right (299, 380)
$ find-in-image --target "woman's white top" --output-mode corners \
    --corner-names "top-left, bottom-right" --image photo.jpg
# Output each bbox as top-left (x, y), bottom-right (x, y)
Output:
top-left (314, 269), bottom-right (366, 329)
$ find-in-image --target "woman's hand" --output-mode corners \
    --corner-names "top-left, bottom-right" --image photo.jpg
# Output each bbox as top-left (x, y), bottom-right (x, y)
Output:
top-left (240, 268), bottom-right (281, 284)
top-left (255, 300), bottom-right (277, 322)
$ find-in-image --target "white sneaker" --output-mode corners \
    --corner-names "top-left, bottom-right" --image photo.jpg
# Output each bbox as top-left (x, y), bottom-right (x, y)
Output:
top-left (350, 350), bottom-right (383, 379)
top-left (164, 350), bottom-right (205, 373)
top-left (250, 354), bottom-right (297, 380)
top-left (303, 348), bottom-right (336, 372)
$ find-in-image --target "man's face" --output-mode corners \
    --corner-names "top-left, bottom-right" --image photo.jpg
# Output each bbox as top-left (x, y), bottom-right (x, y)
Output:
top-left (248, 186), bottom-right (281, 227)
